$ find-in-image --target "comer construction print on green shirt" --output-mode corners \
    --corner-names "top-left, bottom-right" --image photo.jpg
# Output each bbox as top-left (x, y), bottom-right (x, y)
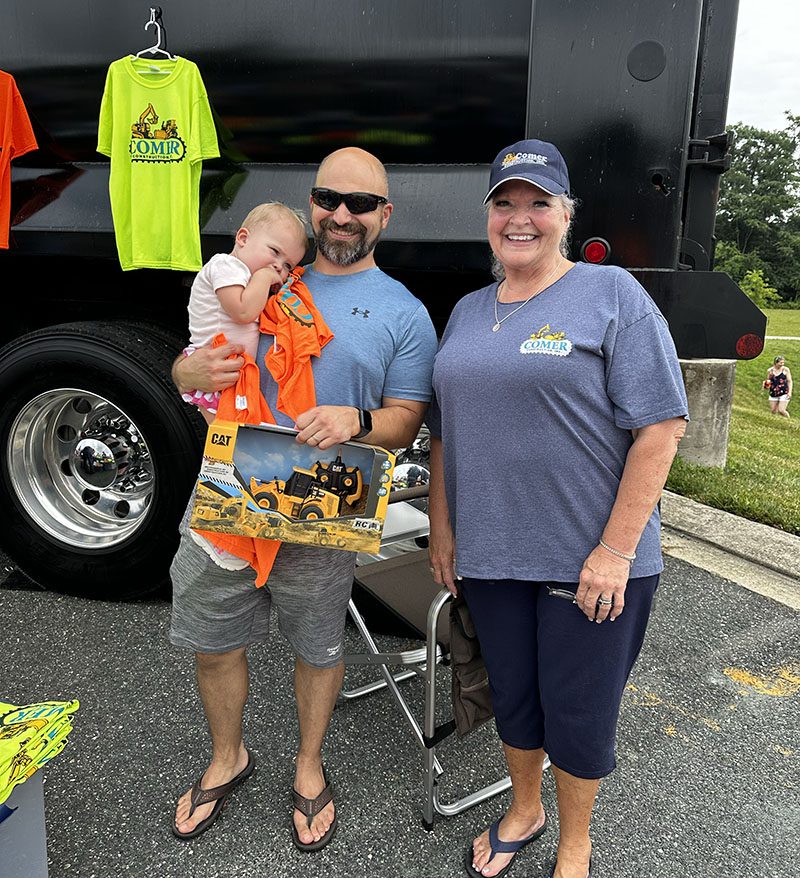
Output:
top-left (97, 56), bottom-right (219, 271)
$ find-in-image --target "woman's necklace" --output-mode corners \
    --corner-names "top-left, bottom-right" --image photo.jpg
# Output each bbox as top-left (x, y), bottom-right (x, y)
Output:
top-left (492, 261), bottom-right (563, 332)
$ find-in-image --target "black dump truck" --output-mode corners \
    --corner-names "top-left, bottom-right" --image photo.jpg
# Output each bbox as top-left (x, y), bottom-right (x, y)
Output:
top-left (0, 0), bottom-right (766, 598)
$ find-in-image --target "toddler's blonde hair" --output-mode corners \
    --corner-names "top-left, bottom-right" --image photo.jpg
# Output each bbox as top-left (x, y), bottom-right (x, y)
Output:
top-left (240, 202), bottom-right (308, 250)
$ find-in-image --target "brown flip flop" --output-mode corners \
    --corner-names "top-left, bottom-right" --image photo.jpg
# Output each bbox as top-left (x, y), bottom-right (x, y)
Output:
top-left (291, 765), bottom-right (338, 852)
top-left (172, 750), bottom-right (255, 840)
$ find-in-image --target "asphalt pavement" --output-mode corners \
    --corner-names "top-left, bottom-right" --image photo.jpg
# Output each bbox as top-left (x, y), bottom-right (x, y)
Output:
top-left (1, 549), bottom-right (799, 878)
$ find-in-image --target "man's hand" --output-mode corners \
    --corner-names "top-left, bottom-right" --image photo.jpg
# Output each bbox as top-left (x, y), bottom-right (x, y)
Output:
top-left (172, 343), bottom-right (246, 394)
top-left (295, 406), bottom-right (359, 450)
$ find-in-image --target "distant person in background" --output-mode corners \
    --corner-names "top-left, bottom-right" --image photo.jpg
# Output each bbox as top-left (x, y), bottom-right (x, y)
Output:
top-left (763, 356), bottom-right (792, 418)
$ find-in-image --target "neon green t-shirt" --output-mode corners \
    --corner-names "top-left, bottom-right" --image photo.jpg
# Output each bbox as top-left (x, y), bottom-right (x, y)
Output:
top-left (0, 700), bottom-right (78, 803)
top-left (97, 56), bottom-right (220, 271)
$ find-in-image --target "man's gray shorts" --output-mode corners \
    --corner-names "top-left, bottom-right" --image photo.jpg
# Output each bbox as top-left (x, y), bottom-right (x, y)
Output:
top-left (169, 504), bottom-right (356, 668)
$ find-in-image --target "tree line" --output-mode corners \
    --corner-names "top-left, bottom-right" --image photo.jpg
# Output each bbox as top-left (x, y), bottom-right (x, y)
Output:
top-left (714, 113), bottom-right (800, 308)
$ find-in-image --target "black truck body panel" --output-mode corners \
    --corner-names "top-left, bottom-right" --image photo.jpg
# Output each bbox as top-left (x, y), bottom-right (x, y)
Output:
top-left (1, 0), bottom-right (765, 357)
top-left (0, 0), bottom-right (767, 598)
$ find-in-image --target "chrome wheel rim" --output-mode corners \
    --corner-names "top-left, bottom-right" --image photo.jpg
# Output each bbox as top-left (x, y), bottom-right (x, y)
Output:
top-left (8, 389), bottom-right (155, 548)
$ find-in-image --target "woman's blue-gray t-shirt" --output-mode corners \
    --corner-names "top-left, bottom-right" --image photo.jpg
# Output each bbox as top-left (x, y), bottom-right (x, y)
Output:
top-left (427, 262), bottom-right (688, 582)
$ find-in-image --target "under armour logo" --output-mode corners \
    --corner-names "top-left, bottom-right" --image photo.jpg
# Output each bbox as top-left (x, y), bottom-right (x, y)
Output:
top-left (351, 307), bottom-right (370, 318)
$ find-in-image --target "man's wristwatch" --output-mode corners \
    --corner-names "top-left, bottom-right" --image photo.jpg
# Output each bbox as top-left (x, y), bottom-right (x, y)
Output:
top-left (353, 408), bottom-right (373, 440)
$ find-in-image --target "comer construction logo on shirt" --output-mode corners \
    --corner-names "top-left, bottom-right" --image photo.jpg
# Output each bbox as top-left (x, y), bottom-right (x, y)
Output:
top-left (128, 102), bottom-right (186, 162)
top-left (520, 323), bottom-right (573, 356)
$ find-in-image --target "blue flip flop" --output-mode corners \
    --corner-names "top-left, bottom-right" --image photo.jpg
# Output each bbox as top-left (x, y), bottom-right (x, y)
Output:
top-left (464, 812), bottom-right (548, 878)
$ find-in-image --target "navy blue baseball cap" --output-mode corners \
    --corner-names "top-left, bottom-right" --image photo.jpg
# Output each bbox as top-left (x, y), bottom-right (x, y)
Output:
top-left (484, 138), bottom-right (571, 204)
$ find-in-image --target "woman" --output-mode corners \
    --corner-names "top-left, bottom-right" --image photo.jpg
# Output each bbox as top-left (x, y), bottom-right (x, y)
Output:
top-left (427, 139), bottom-right (688, 878)
top-left (764, 355), bottom-right (792, 418)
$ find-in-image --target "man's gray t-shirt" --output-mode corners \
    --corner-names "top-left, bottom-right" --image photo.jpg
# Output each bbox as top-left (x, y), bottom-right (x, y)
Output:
top-left (427, 262), bottom-right (688, 582)
top-left (257, 265), bottom-right (437, 422)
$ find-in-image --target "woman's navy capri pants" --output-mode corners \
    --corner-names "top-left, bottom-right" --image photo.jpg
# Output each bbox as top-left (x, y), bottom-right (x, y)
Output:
top-left (459, 574), bottom-right (659, 779)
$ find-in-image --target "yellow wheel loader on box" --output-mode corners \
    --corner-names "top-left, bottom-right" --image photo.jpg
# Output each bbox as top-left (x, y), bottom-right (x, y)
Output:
top-left (250, 453), bottom-right (363, 521)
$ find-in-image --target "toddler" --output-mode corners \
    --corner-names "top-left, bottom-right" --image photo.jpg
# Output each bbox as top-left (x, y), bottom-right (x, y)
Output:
top-left (183, 202), bottom-right (308, 420)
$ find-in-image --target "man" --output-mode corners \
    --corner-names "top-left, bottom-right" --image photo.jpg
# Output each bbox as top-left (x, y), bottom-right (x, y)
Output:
top-left (170, 147), bottom-right (437, 849)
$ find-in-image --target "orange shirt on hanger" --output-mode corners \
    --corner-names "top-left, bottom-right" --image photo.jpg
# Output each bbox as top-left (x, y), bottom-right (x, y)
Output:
top-left (0, 70), bottom-right (38, 249)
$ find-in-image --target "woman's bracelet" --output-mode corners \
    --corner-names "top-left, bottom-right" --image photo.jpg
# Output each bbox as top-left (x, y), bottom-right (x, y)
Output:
top-left (598, 539), bottom-right (636, 563)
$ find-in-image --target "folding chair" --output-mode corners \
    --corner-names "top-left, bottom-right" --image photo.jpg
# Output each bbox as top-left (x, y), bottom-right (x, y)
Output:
top-left (342, 488), bottom-right (512, 829)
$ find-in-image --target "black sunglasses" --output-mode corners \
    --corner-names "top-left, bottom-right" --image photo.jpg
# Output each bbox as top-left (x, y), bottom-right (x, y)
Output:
top-left (311, 187), bottom-right (388, 215)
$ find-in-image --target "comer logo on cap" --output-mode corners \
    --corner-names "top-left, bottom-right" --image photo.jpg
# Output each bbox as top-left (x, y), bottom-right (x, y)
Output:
top-left (484, 138), bottom-right (571, 204)
top-left (502, 152), bottom-right (549, 168)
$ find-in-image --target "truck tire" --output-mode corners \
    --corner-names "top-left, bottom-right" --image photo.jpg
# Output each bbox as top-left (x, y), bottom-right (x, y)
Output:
top-left (0, 322), bottom-right (205, 599)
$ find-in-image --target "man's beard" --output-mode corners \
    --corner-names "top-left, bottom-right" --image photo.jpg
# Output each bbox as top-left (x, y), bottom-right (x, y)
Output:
top-left (315, 217), bottom-right (380, 267)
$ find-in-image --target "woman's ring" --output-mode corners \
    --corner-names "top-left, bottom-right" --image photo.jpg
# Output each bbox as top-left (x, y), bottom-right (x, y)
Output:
top-left (598, 597), bottom-right (613, 606)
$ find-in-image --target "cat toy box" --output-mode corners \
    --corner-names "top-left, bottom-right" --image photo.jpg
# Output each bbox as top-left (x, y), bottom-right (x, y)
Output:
top-left (189, 421), bottom-right (396, 553)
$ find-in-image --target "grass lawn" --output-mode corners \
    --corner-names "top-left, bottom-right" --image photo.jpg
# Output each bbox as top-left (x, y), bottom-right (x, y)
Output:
top-left (764, 307), bottom-right (800, 338)
top-left (666, 309), bottom-right (799, 535)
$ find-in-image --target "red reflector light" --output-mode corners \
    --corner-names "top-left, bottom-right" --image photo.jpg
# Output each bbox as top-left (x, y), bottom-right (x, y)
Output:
top-left (736, 334), bottom-right (764, 359)
top-left (581, 238), bottom-right (610, 264)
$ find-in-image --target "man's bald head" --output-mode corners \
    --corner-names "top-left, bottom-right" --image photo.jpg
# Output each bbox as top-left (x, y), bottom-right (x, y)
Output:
top-left (315, 148), bottom-right (389, 197)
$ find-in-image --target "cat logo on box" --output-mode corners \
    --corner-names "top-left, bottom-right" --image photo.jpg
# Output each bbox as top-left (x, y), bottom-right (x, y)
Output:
top-left (203, 421), bottom-right (238, 462)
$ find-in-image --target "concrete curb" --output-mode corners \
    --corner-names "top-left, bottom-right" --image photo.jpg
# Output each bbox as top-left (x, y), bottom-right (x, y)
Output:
top-left (660, 490), bottom-right (800, 581)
